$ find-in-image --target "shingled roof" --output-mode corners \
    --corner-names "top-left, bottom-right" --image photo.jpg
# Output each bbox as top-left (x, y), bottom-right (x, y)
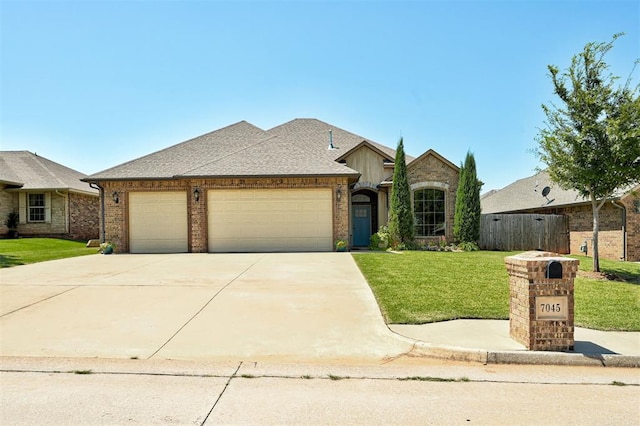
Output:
top-left (85, 118), bottom-right (408, 181)
top-left (481, 170), bottom-right (634, 214)
top-left (0, 151), bottom-right (98, 195)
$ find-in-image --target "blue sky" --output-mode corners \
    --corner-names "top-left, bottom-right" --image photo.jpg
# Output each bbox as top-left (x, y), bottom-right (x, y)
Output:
top-left (1, 0), bottom-right (638, 192)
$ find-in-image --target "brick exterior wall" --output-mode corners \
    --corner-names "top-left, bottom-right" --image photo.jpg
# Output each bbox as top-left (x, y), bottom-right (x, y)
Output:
top-left (0, 184), bottom-right (18, 235)
top-left (17, 192), bottom-right (67, 235)
top-left (407, 154), bottom-right (459, 244)
top-left (100, 177), bottom-right (349, 253)
top-left (0, 188), bottom-right (98, 241)
top-left (505, 252), bottom-right (578, 351)
top-left (527, 201), bottom-right (632, 261)
top-left (620, 190), bottom-right (640, 262)
top-left (69, 192), bottom-right (100, 241)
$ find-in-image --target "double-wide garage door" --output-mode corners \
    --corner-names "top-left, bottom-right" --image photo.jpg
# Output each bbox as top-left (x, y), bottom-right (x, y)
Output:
top-left (208, 189), bottom-right (333, 252)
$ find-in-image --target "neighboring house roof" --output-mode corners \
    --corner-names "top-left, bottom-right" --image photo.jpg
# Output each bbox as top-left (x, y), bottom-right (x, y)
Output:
top-left (85, 118), bottom-right (413, 181)
top-left (481, 170), bottom-right (636, 214)
top-left (0, 151), bottom-right (98, 195)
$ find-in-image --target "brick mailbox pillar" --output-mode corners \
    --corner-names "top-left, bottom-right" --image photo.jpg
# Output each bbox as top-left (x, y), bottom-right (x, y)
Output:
top-left (504, 251), bottom-right (579, 351)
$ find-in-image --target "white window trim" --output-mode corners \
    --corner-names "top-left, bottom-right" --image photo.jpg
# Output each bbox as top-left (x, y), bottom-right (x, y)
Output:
top-left (412, 185), bottom-right (447, 238)
top-left (19, 192), bottom-right (51, 223)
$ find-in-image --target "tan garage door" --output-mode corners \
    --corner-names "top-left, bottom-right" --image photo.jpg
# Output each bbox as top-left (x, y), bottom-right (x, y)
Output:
top-left (208, 189), bottom-right (333, 252)
top-left (129, 192), bottom-right (188, 253)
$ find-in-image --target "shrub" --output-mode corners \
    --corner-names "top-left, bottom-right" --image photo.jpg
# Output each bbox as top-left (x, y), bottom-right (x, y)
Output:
top-left (458, 241), bottom-right (479, 252)
top-left (5, 211), bottom-right (19, 230)
top-left (394, 240), bottom-right (423, 251)
top-left (369, 226), bottom-right (391, 250)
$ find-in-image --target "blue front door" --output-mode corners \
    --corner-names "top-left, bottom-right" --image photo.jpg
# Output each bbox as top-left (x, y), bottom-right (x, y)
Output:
top-left (353, 205), bottom-right (371, 247)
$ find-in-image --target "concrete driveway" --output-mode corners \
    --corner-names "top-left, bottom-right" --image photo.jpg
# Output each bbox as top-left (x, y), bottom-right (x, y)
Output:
top-left (0, 253), bottom-right (413, 362)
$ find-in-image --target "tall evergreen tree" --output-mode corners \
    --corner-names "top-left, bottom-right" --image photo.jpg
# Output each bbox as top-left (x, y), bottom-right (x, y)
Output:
top-left (453, 151), bottom-right (482, 244)
top-left (453, 161), bottom-right (467, 242)
top-left (388, 138), bottom-right (414, 245)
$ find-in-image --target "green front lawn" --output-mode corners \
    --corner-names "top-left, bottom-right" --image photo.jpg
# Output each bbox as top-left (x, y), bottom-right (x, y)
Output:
top-left (353, 251), bottom-right (640, 331)
top-left (0, 238), bottom-right (98, 267)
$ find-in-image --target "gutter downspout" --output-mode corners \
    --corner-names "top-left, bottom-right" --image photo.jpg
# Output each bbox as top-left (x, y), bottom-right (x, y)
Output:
top-left (55, 190), bottom-right (69, 234)
top-left (611, 200), bottom-right (626, 261)
top-left (89, 183), bottom-right (106, 243)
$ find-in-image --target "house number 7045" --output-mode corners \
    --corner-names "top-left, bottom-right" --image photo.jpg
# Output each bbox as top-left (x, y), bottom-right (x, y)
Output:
top-left (540, 303), bottom-right (561, 313)
top-left (535, 296), bottom-right (569, 320)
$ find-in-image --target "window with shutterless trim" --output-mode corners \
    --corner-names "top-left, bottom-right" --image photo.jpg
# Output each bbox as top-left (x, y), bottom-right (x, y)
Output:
top-left (413, 188), bottom-right (445, 237)
top-left (28, 193), bottom-right (46, 222)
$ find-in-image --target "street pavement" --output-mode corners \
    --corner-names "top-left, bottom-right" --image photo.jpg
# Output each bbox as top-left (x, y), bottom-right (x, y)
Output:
top-left (1, 357), bottom-right (639, 425)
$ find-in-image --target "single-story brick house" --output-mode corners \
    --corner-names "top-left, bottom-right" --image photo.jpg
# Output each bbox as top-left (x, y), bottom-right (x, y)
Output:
top-left (0, 151), bottom-right (100, 241)
top-left (83, 119), bottom-right (460, 253)
top-left (481, 170), bottom-right (640, 261)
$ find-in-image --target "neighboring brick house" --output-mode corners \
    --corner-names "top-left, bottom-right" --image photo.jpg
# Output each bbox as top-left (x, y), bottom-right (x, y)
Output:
top-left (481, 170), bottom-right (640, 262)
top-left (83, 119), bottom-right (460, 253)
top-left (0, 151), bottom-right (100, 241)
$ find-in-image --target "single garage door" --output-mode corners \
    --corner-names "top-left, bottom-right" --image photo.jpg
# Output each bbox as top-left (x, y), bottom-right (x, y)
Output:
top-left (129, 192), bottom-right (188, 253)
top-left (208, 189), bottom-right (333, 252)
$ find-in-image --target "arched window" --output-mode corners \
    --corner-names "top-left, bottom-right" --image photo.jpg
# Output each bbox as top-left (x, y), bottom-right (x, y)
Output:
top-left (414, 189), bottom-right (445, 237)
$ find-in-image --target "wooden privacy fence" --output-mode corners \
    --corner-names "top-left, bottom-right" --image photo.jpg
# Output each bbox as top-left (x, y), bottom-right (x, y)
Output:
top-left (480, 214), bottom-right (569, 253)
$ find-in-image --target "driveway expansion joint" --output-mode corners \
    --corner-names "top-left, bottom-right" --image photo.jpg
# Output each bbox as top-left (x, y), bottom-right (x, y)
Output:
top-left (0, 285), bottom-right (81, 318)
top-left (201, 361), bottom-right (242, 426)
top-left (146, 256), bottom-right (265, 360)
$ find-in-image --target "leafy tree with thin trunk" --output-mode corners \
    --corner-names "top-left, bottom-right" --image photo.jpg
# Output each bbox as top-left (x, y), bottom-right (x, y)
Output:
top-left (454, 151), bottom-right (482, 244)
top-left (388, 138), bottom-right (414, 245)
top-left (536, 33), bottom-right (640, 272)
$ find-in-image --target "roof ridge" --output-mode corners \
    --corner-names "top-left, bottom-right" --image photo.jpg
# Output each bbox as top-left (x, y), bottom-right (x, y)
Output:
top-left (28, 152), bottom-right (72, 187)
top-left (267, 118), bottom-right (401, 158)
top-left (88, 121), bottom-right (265, 177)
top-left (176, 133), bottom-right (280, 176)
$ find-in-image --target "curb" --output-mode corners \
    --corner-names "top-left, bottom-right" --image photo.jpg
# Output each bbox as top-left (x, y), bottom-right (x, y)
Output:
top-left (409, 341), bottom-right (640, 368)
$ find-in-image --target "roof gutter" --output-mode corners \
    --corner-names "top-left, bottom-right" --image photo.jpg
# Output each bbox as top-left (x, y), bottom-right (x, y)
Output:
top-left (89, 183), bottom-right (106, 243)
top-left (611, 200), bottom-right (626, 261)
top-left (4, 186), bottom-right (98, 196)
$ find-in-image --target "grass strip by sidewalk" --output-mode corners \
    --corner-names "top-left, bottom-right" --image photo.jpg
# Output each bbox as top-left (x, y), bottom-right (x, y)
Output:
top-left (0, 238), bottom-right (97, 267)
top-left (352, 251), bottom-right (639, 331)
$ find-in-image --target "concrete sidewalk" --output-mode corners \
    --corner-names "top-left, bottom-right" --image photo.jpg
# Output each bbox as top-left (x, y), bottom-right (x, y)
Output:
top-left (391, 320), bottom-right (640, 367)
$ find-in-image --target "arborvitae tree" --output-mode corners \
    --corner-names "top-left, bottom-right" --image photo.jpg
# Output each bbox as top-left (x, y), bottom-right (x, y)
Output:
top-left (453, 161), bottom-right (467, 242)
top-left (453, 151), bottom-right (482, 244)
top-left (388, 138), bottom-right (415, 245)
top-left (536, 34), bottom-right (640, 271)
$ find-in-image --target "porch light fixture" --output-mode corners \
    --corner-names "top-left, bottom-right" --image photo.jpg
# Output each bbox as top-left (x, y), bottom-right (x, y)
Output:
top-left (336, 187), bottom-right (342, 202)
top-left (112, 191), bottom-right (119, 204)
top-left (194, 188), bottom-right (200, 202)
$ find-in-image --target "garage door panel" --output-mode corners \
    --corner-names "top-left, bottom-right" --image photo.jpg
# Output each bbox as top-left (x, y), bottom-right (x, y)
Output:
top-left (129, 192), bottom-right (188, 254)
top-left (208, 189), bottom-right (332, 252)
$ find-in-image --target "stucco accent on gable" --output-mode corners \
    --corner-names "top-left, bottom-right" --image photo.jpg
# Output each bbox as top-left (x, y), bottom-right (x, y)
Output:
top-left (352, 182), bottom-right (380, 192)
top-left (336, 140), bottom-right (394, 163)
top-left (410, 181), bottom-right (450, 191)
top-left (408, 149), bottom-right (459, 172)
